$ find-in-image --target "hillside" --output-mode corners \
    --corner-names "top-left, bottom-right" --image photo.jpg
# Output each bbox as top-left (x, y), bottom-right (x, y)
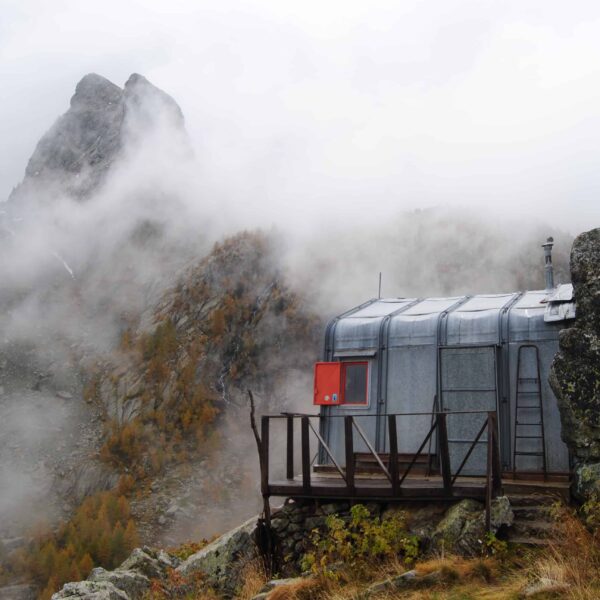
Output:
top-left (0, 71), bottom-right (585, 600)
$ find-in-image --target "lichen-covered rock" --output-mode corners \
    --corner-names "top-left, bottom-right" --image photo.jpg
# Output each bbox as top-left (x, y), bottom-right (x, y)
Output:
top-left (550, 228), bottom-right (600, 499)
top-left (87, 567), bottom-right (150, 598)
top-left (177, 516), bottom-right (259, 598)
top-left (118, 546), bottom-right (179, 580)
top-left (431, 497), bottom-right (513, 556)
top-left (51, 580), bottom-right (129, 600)
top-left (573, 462), bottom-right (600, 500)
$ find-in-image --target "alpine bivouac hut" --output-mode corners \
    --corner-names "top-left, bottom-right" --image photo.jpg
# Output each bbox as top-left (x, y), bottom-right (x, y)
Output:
top-left (260, 238), bottom-right (575, 507)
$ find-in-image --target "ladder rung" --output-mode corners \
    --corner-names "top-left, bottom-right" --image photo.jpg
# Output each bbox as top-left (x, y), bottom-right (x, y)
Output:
top-left (518, 377), bottom-right (539, 382)
top-left (517, 391), bottom-right (541, 395)
top-left (514, 451), bottom-right (544, 456)
top-left (516, 422), bottom-right (542, 426)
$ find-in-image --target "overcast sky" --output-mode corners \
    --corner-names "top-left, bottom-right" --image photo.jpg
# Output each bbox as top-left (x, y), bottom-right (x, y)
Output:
top-left (1, 0), bottom-right (600, 232)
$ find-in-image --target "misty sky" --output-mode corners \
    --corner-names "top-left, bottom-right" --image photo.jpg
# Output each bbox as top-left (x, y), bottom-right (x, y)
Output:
top-left (1, 0), bottom-right (600, 232)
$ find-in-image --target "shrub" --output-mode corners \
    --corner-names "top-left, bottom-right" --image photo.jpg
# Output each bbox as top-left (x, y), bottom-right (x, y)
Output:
top-left (301, 504), bottom-right (419, 579)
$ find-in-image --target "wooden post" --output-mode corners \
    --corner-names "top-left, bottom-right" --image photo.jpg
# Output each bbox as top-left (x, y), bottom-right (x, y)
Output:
top-left (301, 416), bottom-right (311, 492)
top-left (438, 412), bottom-right (452, 495)
top-left (490, 412), bottom-right (502, 495)
top-left (260, 416), bottom-right (270, 496)
top-left (388, 415), bottom-right (399, 496)
top-left (485, 412), bottom-right (493, 531)
top-left (286, 416), bottom-right (294, 480)
top-left (344, 416), bottom-right (355, 493)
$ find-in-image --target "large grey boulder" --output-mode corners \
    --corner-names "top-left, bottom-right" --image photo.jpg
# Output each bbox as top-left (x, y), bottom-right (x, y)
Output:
top-left (431, 497), bottom-right (513, 556)
top-left (51, 580), bottom-right (129, 600)
top-left (177, 516), bottom-right (259, 598)
top-left (550, 228), bottom-right (600, 500)
top-left (87, 567), bottom-right (150, 598)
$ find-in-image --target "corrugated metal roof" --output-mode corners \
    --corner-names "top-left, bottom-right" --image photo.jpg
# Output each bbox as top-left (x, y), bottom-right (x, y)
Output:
top-left (454, 293), bottom-right (518, 312)
top-left (349, 299), bottom-right (415, 318)
top-left (401, 297), bottom-right (463, 316)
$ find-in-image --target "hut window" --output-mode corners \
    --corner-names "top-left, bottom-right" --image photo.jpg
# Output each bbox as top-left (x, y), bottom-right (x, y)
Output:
top-left (342, 362), bottom-right (368, 405)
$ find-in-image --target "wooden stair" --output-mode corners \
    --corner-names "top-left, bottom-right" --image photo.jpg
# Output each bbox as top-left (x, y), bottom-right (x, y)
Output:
top-left (506, 493), bottom-right (560, 547)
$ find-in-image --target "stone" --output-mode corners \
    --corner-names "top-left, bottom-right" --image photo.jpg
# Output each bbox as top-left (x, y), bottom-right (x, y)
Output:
top-left (366, 569), bottom-right (417, 594)
top-left (56, 390), bottom-right (73, 400)
top-left (304, 516), bottom-right (325, 531)
top-left (118, 546), bottom-right (179, 580)
top-left (88, 567), bottom-right (150, 598)
top-left (51, 580), bottom-right (129, 600)
top-left (431, 497), bottom-right (513, 556)
top-left (177, 516), bottom-right (259, 598)
top-left (573, 462), bottom-right (600, 500)
top-left (522, 577), bottom-right (570, 597)
top-left (259, 577), bottom-right (307, 593)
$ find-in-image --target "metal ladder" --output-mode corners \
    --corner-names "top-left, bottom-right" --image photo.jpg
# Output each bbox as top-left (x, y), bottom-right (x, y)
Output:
top-left (513, 345), bottom-right (547, 478)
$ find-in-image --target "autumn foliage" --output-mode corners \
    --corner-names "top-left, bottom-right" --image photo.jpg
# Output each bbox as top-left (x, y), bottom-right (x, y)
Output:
top-left (10, 491), bottom-right (138, 599)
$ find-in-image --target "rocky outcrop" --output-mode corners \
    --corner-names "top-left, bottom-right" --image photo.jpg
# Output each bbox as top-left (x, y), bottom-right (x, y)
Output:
top-left (550, 228), bottom-right (600, 500)
top-left (52, 547), bottom-right (180, 600)
top-left (177, 516), bottom-right (260, 597)
top-left (430, 497), bottom-right (513, 556)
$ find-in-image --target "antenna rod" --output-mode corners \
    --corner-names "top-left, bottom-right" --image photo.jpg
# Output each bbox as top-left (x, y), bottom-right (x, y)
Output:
top-left (378, 272), bottom-right (382, 299)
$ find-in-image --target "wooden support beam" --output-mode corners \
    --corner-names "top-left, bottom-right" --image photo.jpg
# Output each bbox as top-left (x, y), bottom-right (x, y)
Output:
top-left (261, 416), bottom-right (270, 496)
top-left (490, 412), bottom-right (502, 495)
top-left (286, 416), bottom-right (294, 480)
top-left (437, 412), bottom-right (452, 495)
top-left (301, 416), bottom-right (311, 492)
top-left (388, 415), bottom-right (399, 496)
top-left (485, 412), bottom-right (493, 531)
top-left (344, 416), bottom-right (355, 493)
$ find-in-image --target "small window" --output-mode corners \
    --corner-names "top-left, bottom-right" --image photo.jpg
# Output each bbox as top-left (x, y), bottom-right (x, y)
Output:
top-left (342, 362), bottom-right (368, 405)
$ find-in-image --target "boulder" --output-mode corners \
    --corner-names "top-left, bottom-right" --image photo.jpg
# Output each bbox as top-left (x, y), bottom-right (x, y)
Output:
top-left (118, 546), bottom-right (179, 579)
top-left (51, 580), bottom-right (129, 600)
top-left (177, 516), bottom-right (259, 597)
top-left (431, 497), bottom-right (513, 556)
top-left (87, 567), bottom-right (150, 598)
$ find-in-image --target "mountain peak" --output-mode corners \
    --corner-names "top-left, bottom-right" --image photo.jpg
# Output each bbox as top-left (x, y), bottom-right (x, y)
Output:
top-left (8, 73), bottom-right (187, 205)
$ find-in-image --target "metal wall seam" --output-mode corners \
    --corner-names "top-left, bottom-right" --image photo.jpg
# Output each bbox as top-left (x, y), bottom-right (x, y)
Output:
top-left (376, 298), bottom-right (422, 450)
top-left (499, 292), bottom-right (525, 468)
top-left (435, 296), bottom-right (471, 406)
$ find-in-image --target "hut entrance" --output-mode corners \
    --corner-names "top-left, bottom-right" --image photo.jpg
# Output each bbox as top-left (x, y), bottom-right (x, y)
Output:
top-left (439, 346), bottom-right (499, 475)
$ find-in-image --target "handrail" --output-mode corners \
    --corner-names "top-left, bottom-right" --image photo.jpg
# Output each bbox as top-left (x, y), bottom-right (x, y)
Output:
top-left (451, 418), bottom-right (488, 485)
top-left (398, 418), bottom-right (438, 485)
top-left (307, 420), bottom-right (347, 482)
top-left (351, 418), bottom-right (392, 482)
top-left (273, 410), bottom-right (498, 419)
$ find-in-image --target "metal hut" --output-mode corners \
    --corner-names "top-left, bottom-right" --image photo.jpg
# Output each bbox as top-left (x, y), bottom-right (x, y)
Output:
top-left (314, 239), bottom-right (575, 478)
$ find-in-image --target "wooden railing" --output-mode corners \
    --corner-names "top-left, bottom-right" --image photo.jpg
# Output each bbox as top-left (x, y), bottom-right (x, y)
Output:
top-left (259, 410), bottom-right (503, 531)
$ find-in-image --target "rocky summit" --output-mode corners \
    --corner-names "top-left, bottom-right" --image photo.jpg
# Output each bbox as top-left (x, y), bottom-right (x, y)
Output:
top-left (7, 72), bottom-right (186, 205)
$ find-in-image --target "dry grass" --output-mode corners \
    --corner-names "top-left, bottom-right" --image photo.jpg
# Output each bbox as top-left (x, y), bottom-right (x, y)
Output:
top-left (268, 578), bottom-right (327, 600)
top-left (524, 505), bottom-right (600, 600)
top-left (236, 559), bottom-right (269, 600)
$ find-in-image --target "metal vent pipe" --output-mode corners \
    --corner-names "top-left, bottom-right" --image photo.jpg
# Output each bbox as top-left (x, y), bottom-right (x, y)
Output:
top-left (542, 236), bottom-right (554, 291)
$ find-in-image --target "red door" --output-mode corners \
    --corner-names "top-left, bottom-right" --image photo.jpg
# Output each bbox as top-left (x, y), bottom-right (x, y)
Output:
top-left (314, 362), bottom-right (342, 405)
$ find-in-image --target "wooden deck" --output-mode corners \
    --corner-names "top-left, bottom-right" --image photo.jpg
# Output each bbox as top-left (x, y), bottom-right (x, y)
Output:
top-left (259, 411), bottom-right (571, 529)
top-left (268, 471), bottom-right (570, 502)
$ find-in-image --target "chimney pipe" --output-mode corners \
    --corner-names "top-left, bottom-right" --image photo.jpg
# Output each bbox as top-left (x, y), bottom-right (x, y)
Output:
top-left (542, 236), bottom-right (555, 291)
